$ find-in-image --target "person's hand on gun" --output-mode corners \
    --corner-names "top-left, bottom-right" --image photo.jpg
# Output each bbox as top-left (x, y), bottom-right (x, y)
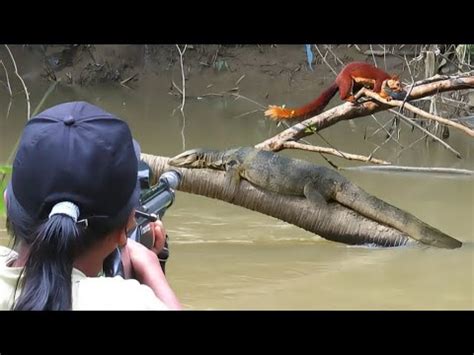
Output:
top-left (121, 218), bottom-right (182, 309)
top-left (121, 218), bottom-right (167, 279)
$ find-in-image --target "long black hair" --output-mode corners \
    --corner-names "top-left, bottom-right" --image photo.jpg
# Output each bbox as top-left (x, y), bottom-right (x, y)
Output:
top-left (7, 194), bottom-right (132, 311)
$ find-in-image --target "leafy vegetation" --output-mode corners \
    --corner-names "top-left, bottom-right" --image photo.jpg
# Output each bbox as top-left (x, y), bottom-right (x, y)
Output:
top-left (0, 165), bottom-right (12, 217)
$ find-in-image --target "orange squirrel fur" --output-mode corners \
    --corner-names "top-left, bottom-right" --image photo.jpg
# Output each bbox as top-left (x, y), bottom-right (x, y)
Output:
top-left (265, 62), bottom-right (403, 121)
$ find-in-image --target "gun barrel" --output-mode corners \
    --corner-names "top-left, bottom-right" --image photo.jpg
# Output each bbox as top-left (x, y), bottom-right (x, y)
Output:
top-left (142, 189), bottom-right (174, 219)
top-left (159, 170), bottom-right (182, 190)
top-left (104, 169), bottom-right (182, 277)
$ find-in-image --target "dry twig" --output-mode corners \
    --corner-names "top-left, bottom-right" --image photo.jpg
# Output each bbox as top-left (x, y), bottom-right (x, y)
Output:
top-left (4, 45), bottom-right (30, 119)
top-left (282, 141), bottom-right (391, 165)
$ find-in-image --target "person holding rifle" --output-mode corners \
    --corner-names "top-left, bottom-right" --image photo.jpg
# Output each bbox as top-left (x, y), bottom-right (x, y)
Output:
top-left (0, 101), bottom-right (182, 310)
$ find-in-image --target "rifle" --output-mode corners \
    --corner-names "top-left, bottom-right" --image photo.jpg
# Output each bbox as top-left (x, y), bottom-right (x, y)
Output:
top-left (103, 161), bottom-right (182, 277)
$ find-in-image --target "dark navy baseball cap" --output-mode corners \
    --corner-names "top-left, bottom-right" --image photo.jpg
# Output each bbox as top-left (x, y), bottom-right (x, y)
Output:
top-left (6, 101), bottom-right (141, 227)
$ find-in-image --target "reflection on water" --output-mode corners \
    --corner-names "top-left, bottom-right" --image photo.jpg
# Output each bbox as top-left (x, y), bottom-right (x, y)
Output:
top-left (0, 73), bottom-right (473, 310)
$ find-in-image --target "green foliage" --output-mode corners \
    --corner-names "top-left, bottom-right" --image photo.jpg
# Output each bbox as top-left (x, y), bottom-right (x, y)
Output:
top-left (0, 165), bottom-right (12, 217)
top-left (0, 166), bottom-right (12, 175)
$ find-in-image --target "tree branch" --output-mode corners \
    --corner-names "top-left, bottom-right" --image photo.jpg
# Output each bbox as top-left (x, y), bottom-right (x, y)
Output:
top-left (176, 44), bottom-right (188, 113)
top-left (4, 45), bottom-right (30, 119)
top-left (0, 60), bottom-right (12, 97)
top-left (142, 153), bottom-right (412, 247)
top-left (256, 75), bottom-right (474, 151)
top-left (387, 109), bottom-right (462, 159)
top-left (359, 88), bottom-right (474, 137)
top-left (342, 165), bottom-right (474, 176)
top-left (282, 141), bottom-right (391, 165)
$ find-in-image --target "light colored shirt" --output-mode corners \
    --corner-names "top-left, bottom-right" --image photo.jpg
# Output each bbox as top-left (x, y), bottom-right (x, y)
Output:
top-left (0, 246), bottom-right (168, 310)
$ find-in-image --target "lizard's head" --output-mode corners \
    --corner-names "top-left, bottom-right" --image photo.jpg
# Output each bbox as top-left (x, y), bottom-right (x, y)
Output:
top-left (168, 149), bottom-right (209, 168)
top-left (169, 148), bottom-right (231, 170)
